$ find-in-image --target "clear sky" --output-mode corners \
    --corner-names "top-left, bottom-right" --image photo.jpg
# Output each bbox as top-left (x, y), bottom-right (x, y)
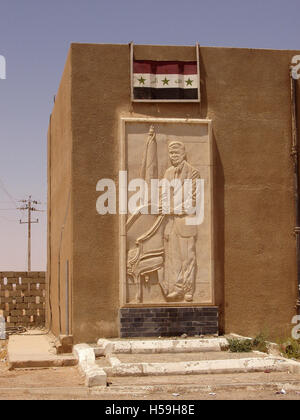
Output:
top-left (0, 0), bottom-right (299, 271)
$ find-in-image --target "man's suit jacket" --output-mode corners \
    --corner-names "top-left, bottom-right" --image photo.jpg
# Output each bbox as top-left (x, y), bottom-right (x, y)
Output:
top-left (163, 160), bottom-right (200, 238)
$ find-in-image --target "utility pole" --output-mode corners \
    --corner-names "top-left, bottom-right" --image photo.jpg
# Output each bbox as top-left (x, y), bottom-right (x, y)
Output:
top-left (18, 196), bottom-right (41, 272)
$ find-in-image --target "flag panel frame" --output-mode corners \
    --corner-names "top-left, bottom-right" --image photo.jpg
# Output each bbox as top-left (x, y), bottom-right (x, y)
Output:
top-left (130, 43), bottom-right (201, 103)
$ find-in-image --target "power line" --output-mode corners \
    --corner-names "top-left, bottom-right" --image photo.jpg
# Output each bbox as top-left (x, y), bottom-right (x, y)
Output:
top-left (0, 178), bottom-right (18, 208)
top-left (18, 196), bottom-right (44, 272)
top-left (0, 179), bottom-right (46, 269)
top-left (0, 177), bottom-right (23, 218)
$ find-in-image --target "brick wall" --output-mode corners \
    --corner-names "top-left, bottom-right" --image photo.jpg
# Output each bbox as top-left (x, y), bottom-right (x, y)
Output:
top-left (120, 307), bottom-right (219, 338)
top-left (0, 272), bottom-right (46, 327)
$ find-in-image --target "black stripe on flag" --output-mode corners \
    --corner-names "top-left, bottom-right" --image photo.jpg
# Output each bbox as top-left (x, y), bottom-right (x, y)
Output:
top-left (133, 87), bottom-right (199, 100)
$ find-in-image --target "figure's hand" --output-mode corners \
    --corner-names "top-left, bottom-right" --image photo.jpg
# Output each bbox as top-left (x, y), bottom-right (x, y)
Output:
top-left (148, 125), bottom-right (156, 142)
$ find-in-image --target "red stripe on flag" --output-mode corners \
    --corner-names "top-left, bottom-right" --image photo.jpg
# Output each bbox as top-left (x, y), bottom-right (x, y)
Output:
top-left (133, 60), bottom-right (197, 75)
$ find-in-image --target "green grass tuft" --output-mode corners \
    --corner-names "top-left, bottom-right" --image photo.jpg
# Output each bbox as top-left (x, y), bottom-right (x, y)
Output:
top-left (227, 334), bottom-right (269, 353)
top-left (279, 338), bottom-right (300, 360)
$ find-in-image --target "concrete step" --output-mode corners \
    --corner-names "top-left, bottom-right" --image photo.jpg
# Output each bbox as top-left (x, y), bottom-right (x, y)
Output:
top-left (8, 332), bottom-right (77, 369)
top-left (54, 335), bottom-right (74, 355)
top-left (101, 352), bottom-right (300, 377)
top-left (113, 351), bottom-right (267, 364)
top-left (96, 337), bottom-right (228, 356)
top-left (75, 338), bottom-right (300, 387)
top-left (9, 354), bottom-right (77, 369)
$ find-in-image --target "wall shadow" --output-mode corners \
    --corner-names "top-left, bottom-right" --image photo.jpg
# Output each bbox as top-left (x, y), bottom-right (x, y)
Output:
top-left (212, 130), bottom-right (225, 334)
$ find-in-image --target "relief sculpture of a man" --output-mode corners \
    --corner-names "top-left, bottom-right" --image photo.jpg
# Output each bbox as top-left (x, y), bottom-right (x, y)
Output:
top-left (161, 141), bottom-right (200, 302)
top-left (126, 128), bottom-right (201, 304)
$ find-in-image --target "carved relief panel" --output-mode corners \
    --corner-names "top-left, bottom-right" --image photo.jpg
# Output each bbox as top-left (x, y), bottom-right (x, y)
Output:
top-left (120, 118), bottom-right (213, 306)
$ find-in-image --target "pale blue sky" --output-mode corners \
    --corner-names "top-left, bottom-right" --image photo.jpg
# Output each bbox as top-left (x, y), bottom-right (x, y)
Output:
top-left (0, 0), bottom-right (299, 270)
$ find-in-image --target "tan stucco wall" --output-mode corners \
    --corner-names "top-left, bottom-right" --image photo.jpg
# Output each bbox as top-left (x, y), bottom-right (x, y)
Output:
top-left (47, 50), bottom-right (73, 338)
top-left (48, 43), bottom-right (300, 343)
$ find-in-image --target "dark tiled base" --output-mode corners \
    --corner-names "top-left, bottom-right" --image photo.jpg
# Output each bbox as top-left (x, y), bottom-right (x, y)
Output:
top-left (120, 307), bottom-right (218, 338)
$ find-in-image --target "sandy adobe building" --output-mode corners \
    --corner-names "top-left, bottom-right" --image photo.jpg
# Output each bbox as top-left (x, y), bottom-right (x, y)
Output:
top-left (47, 43), bottom-right (300, 344)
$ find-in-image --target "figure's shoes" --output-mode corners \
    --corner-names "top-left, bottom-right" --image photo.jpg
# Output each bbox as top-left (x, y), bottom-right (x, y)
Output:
top-left (166, 291), bottom-right (184, 300)
top-left (184, 294), bottom-right (193, 302)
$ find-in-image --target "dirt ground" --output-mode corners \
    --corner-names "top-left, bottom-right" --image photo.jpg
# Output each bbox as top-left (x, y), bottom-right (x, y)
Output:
top-left (0, 340), bottom-right (7, 361)
top-left (1, 340), bottom-right (300, 400)
top-left (0, 365), bottom-right (300, 399)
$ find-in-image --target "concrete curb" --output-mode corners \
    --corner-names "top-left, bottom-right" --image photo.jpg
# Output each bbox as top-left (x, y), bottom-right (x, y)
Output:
top-left (103, 355), bottom-right (300, 377)
top-left (78, 337), bottom-right (300, 387)
top-left (96, 338), bottom-right (229, 355)
top-left (73, 344), bottom-right (107, 387)
top-left (8, 355), bottom-right (77, 370)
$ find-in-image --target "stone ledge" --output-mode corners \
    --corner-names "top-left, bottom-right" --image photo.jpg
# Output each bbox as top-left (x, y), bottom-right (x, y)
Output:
top-left (9, 354), bottom-right (77, 369)
top-left (8, 333), bottom-right (77, 370)
top-left (103, 355), bottom-right (300, 377)
top-left (73, 344), bottom-right (107, 387)
top-left (96, 337), bottom-right (228, 355)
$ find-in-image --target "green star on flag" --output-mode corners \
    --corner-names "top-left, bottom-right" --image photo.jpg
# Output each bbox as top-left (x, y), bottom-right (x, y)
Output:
top-left (138, 76), bottom-right (146, 85)
top-left (133, 60), bottom-right (199, 101)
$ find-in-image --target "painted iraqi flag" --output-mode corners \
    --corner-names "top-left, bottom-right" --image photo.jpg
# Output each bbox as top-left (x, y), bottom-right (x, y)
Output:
top-left (133, 60), bottom-right (199, 101)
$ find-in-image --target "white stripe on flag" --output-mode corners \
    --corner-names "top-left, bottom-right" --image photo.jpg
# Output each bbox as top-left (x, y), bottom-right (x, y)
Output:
top-left (133, 74), bottom-right (198, 89)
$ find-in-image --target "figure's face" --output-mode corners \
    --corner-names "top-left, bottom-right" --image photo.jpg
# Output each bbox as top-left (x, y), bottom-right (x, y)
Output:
top-left (169, 146), bottom-right (185, 167)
